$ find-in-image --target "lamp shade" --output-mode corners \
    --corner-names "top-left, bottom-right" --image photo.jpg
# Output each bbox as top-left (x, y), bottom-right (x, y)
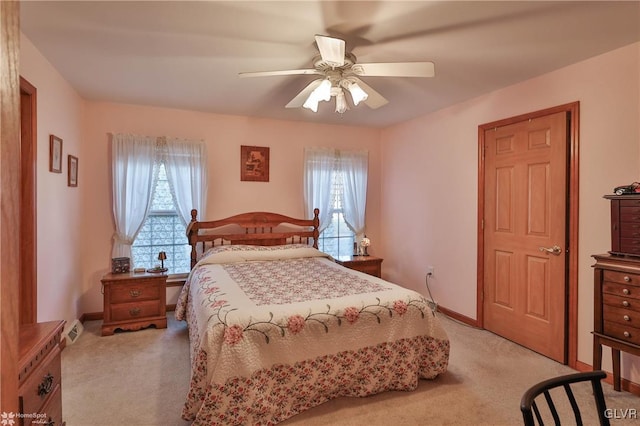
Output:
top-left (347, 82), bottom-right (368, 106)
top-left (335, 90), bottom-right (348, 113)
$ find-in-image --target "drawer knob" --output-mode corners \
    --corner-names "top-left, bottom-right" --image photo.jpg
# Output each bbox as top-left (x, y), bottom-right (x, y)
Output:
top-left (623, 288), bottom-right (630, 295)
top-left (129, 289), bottom-right (141, 298)
top-left (624, 331), bottom-right (631, 338)
top-left (129, 307), bottom-right (141, 316)
top-left (624, 315), bottom-right (631, 321)
top-left (623, 300), bottom-right (630, 307)
top-left (37, 373), bottom-right (54, 397)
top-left (624, 276), bottom-right (631, 282)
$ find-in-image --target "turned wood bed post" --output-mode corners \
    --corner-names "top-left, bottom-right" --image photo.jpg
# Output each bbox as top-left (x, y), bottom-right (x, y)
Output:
top-left (312, 208), bottom-right (320, 249)
top-left (188, 209), bottom-right (199, 269)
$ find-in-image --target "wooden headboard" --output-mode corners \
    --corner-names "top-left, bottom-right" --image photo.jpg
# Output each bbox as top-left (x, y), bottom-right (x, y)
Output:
top-left (186, 208), bottom-right (320, 268)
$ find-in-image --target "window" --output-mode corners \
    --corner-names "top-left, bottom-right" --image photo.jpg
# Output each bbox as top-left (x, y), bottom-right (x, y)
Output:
top-left (318, 169), bottom-right (355, 257)
top-left (112, 134), bottom-right (206, 276)
top-left (131, 164), bottom-right (191, 274)
top-left (304, 148), bottom-right (367, 258)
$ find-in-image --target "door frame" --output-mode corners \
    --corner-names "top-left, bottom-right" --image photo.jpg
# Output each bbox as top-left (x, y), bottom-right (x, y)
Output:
top-left (20, 76), bottom-right (37, 325)
top-left (477, 101), bottom-right (580, 368)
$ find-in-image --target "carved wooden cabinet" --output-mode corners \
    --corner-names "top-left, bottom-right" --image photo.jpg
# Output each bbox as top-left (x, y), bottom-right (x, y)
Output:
top-left (592, 254), bottom-right (640, 391)
top-left (605, 194), bottom-right (640, 257)
top-left (19, 321), bottom-right (65, 426)
top-left (334, 255), bottom-right (383, 278)
top-left (101, 271), bottom-right (167, 336)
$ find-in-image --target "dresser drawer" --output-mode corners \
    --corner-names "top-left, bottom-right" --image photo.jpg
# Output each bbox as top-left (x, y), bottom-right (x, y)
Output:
top-left (109, 280), bottom-right (162, 304)
top-left (603, 293), bottom-right (640, 311)
top-left (603, 270), bottom-right (640, 286)
top-left (602, 281), bottom-right (640, 299)
top-left (620, 223), bottom-right (640, 238)
top-left (20, 384), bottom-right (61, 426)
top-left (603, 321), bottom-right (640, 346)
top-left (19, 347), bottom-right (61, 420)
top-left (620, 206), bottom-right (640, 221)
top-left (110, 300), bottom-right (162, 321)
top-left (603, 304), bottom-right (640, 327)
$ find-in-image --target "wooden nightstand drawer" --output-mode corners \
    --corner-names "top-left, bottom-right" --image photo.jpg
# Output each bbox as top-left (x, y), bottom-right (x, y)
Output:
top-left (109, 280), bottom-right (162, 303)
top-left (110, 300), bottom-right (162, 322)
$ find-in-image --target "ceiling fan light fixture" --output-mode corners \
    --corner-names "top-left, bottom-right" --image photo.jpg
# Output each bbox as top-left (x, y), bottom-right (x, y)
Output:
top-left (335, 90), bottom-right (348, 114)
top-left (346, 81), bottom-right (368, 106)
top-left (303, 79), bottom-right (331, 112)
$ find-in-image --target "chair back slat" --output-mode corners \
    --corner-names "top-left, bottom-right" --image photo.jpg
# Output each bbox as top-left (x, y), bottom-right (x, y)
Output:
top-left (520, 371), bottom-right (610, 426)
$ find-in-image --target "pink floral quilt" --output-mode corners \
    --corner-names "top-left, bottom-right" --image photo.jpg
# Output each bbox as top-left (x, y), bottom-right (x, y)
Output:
top-left (175, 244), bottom-right (450, 425)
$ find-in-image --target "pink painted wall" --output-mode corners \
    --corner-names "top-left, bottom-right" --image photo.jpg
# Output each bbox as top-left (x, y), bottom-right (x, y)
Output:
top-left (81, 103), bottom-right (382, 312)
top-left (20, 34), bottom-right (86, 328)
top-left (380, 42), bottom-right (640, 381)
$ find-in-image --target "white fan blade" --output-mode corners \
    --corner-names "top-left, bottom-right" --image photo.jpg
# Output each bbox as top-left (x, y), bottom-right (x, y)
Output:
top-left (355, 62), bottom-right (435, 78)
top-left (351, 77), bottom-right (388, 109)
top-left (239, 69), bottom-right (322, 78)
top-left (315, 35), bottom-right (345, 67)
top-left (285, 79), bottom-right (323, 108)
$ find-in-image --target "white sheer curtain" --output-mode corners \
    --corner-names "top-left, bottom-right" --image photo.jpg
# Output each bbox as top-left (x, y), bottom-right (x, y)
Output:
top-left (111, 134), bottom-right (157, 258)
top-left (340, 150), bottom-right (368, 237)
top-left (162, 137), bottom-right (208, 226)
top-left (303, 147), bottom-right (335, 231)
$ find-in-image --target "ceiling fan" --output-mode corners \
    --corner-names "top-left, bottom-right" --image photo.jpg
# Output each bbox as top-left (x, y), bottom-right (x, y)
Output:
top-left (239, 35), bottom-right (435, 114)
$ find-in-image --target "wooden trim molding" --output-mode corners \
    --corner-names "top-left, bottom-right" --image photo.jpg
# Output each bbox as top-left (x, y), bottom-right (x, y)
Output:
top-left (19, 76), bottom-right (37, 325)
top-left (437, 306), bottom-right (480, 328)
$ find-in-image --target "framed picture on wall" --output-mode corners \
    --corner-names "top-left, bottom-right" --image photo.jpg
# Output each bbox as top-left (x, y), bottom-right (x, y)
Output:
top-left (68, 155), bottom-right (78, 187)
top-left (49, 135), bottom-right (63, 173)
top-left (240, 145), bottom-right (270, 182)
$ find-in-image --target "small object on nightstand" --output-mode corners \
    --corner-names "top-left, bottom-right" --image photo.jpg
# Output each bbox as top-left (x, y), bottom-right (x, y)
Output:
top-left (147, 251), bottom-right (168, 273)
top-left (133, 267), bottom-right (146, 273)
top-left (111, 257), bottom-right (130, 273)
top-left (360, 236), bottom-right (371, 256)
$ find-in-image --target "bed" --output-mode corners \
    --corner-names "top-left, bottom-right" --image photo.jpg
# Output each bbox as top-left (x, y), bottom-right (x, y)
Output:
top-left (175, 209), bottom-right (450, 425)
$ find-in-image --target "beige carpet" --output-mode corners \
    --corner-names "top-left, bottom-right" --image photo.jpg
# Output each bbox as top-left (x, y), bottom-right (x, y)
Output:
top-left (61, 312), bottom-right (639, 425)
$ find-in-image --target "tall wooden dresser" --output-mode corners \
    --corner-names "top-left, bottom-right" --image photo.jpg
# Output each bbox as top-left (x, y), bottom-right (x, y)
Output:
top-left (19, 320), bottom-right (65, 425)
top-left (593, 195), bottom-right (640, 391)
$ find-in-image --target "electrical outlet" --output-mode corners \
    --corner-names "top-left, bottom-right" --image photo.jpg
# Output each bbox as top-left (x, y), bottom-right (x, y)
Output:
top-left (427, 266), bottom-right (434, 276)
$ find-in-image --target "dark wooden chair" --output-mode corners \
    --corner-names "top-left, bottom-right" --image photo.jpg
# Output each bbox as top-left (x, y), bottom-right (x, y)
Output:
top-left (520, 370), bottom-right (610, 426)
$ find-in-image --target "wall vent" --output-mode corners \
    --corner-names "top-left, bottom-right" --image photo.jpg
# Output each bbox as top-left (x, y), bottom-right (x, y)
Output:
top-left (64, 319), bottom-right (84, 345)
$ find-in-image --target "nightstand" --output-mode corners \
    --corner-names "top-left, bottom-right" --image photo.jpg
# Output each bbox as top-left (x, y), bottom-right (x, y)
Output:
top-left (101, 271), bottom-right (167, 336)
top-left (334, 255), bottom-right (383, 278)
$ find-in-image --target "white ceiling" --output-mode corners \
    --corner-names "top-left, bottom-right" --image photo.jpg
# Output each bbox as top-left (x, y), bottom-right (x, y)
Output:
top-left (20, 1), bottom-right (640, 128)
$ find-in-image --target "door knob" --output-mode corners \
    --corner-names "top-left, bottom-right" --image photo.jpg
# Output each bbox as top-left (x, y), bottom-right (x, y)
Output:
top-left (539, 245), bottom-right (562, 256)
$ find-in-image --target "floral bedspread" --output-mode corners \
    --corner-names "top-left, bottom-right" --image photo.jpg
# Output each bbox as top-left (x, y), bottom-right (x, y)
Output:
top-left (175, 244), bottom-right (450, 425)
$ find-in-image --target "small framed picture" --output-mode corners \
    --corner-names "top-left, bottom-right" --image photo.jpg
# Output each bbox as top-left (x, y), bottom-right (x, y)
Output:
top-left (49, 135), bottom-right (63, 173)
top-left (68, 155), bottom-right (78, 187)
top-left (240, 145), bottom-right (269, 182)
